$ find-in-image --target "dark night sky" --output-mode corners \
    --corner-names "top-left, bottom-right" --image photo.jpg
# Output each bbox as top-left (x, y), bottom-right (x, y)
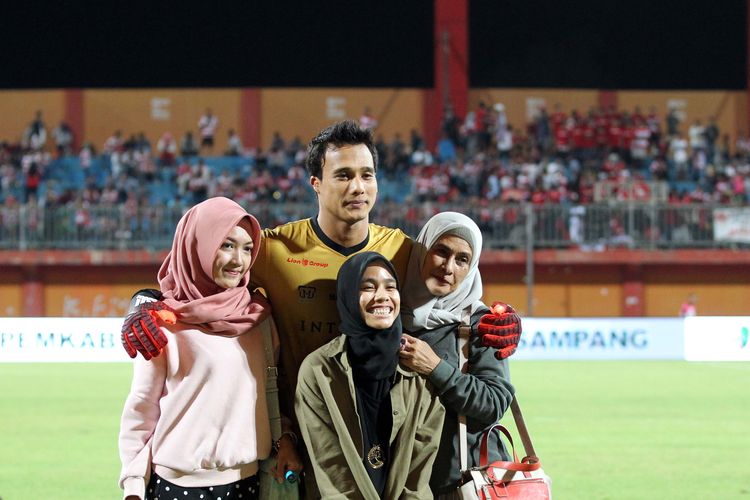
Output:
top-left (0, 0), bottom-right (434, 88)
top-left (470, 0), bottom-right (748, 89)
top-left (0, 0), bottom-right (745, 89)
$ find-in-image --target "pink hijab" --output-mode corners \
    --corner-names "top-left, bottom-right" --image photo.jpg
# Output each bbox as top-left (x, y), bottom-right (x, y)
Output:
top-left (158, 197), bottom-right (271, 336)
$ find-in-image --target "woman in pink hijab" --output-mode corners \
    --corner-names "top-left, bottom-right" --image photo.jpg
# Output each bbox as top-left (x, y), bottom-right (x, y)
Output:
top-left (118, 197), bottom-right (301, 500)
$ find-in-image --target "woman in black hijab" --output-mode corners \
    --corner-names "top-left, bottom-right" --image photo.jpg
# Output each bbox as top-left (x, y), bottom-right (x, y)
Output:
top-left (295, 251), bottom-right (445, 499)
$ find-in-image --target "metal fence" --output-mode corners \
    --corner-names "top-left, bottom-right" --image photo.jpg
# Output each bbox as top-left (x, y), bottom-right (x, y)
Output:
top-left (0, 202), bottom-right (746, 251)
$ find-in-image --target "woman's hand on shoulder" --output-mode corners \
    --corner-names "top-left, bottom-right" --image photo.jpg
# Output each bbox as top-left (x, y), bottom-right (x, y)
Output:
top-left (398, 333), bottom-right (441, 376)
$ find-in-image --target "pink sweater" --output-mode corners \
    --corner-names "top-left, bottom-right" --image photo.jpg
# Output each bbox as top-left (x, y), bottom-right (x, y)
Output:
top-left (118, 318), bottom-right (277, 499)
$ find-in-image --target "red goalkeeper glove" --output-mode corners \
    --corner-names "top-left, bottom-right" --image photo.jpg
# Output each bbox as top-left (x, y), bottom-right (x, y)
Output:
top-left (121, 291), bottom-right (176, 360)
top-left (477, 302), bottom-right (522, 360)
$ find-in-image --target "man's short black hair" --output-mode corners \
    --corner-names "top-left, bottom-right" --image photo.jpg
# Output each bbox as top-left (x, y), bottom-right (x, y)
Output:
top-left (306, 120), bottom-right (378, 179)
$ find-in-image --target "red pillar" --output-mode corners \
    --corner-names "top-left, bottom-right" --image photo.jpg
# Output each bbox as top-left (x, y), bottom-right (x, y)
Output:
top-left (424, 0), bottom-right (469, 149)
top-left (21, 267), bottom-right (44, 316)
top-left (240, 88), bottom-right (261, 150)
top-left (621, 264), bottom-right (644, 317)
top-left (64, 89), bottom-right (84, 151)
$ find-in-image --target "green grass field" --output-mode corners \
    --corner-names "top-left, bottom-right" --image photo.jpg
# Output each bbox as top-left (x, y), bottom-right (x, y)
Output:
top-left (0, 361), bottom-right (747, 499)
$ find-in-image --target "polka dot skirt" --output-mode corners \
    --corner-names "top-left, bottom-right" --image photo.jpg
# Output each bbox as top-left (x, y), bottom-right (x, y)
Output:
top-left (145, 472), bottom-right (259, 500)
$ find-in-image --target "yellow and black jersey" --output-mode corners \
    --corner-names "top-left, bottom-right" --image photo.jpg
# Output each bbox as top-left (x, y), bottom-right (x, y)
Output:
top-left (251, 217), bottom-right (412, 390)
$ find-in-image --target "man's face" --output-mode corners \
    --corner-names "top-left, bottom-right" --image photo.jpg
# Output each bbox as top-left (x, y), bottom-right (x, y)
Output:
top-left (310, 143), bottom-right (377, 225)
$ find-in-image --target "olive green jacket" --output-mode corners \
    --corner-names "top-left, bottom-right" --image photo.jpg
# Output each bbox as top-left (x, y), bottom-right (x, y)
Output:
top-left (295, 335), bottom-right (445, 500)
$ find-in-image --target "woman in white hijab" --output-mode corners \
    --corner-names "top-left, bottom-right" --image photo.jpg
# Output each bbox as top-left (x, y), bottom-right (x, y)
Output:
top-left (399, 211), bottom-right (515, 499)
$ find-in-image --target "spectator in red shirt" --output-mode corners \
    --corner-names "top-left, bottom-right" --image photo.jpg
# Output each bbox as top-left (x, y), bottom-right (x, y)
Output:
top-left (157, 132), bottom-right (177, 167)
top-left (607, 119), bottom-right (624, 155)
top-left (554, 123), bottom-right (571, 155)
top-left (550, 103), bottom-right (567, 133)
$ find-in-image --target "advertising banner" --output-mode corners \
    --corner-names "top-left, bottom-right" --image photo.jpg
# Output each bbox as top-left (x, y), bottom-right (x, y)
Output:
top-left (684, 316), bottom-right (750, 361)
top-left (513, 318), bottom-right (684, 360)
top-left (3, 316), bottom-right (747, 362)
top-left (713, 208), bottom-right (750, 243)
top-left (0, 317), bottom-right (128, 362)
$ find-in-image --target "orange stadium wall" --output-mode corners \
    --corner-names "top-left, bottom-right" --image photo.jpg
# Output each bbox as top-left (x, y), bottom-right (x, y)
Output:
top-left (0, 90), bottom-right (66, 145)
top-left (2, 255), bottom-right (749, 318)
top-left (42, 267), bottom-right (158, 317)
top-left (641, 265), bottom-right (750, 316)
top-left (259, 88), bottom-right (423, 149)
top-left (83, 89), bottom-right (243, 153)
top-left (480, 260), bottom-right (750, 318)
top-left (482, 264), bottom-right (624, 317)
top-left (0, 269), bottom-right (24, 316)
top-left (3, 88), bottom-right (746, 153)
top-left (0, 88), bottom-right (422, 152)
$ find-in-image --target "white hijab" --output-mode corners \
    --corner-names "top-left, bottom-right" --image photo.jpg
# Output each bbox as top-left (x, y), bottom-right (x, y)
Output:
top-left (401, 212), bottom-right (485, 331)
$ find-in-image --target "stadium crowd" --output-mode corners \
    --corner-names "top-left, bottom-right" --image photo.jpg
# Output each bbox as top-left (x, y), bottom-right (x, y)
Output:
top-left (1, 104), bottom-right (750, 236)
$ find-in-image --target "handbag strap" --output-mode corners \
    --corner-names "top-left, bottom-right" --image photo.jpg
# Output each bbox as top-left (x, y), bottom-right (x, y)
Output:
top-left (260, 319), bottom-right (282, 441)
top-left (479, 396), bottom-right (540, 467)
top-left (457, 307), bottom-right (472, 471)
top-left (510, 396), bottom-right (537, 460)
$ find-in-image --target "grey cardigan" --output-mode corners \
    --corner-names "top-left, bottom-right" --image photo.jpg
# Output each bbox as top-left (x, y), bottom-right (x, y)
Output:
top-left (413, 308), bottom-right (516, 496)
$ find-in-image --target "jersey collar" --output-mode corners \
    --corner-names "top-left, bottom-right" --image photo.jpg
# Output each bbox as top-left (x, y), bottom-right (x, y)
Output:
top-left (310, 216), bottom-right (370, 256)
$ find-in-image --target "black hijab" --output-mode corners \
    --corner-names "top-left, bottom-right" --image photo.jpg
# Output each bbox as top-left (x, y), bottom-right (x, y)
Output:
top-left (337, 251), bottom-right (401, 494)
top-left (337, 251), bottom-right (402, 381)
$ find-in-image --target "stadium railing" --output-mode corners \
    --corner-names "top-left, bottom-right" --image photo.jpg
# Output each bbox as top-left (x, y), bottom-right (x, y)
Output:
top-left (2, 202), bottom-right (746, 251)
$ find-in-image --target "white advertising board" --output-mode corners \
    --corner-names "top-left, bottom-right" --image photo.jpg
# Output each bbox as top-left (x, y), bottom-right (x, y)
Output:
top-left (684, 316), bottom-right (750, 361)
top-left (713, 208), bottom-right (750, 243)
top-left (513, 318), bottom-right (684, 360)
top-left (3, 316), bottom-right (746, 362)
top-left (0, 317), bottom-right (130, 362)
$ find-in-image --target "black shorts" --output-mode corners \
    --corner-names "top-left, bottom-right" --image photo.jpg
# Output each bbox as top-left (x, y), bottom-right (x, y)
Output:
top-left (146, 472), bottom-right (259, 500)
top-left (201, 136), bottom-right (214, 147)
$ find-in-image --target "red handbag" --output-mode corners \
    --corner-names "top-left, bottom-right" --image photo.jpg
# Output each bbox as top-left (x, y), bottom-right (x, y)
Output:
top-left (457, 398), bottom-right (551, 499)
